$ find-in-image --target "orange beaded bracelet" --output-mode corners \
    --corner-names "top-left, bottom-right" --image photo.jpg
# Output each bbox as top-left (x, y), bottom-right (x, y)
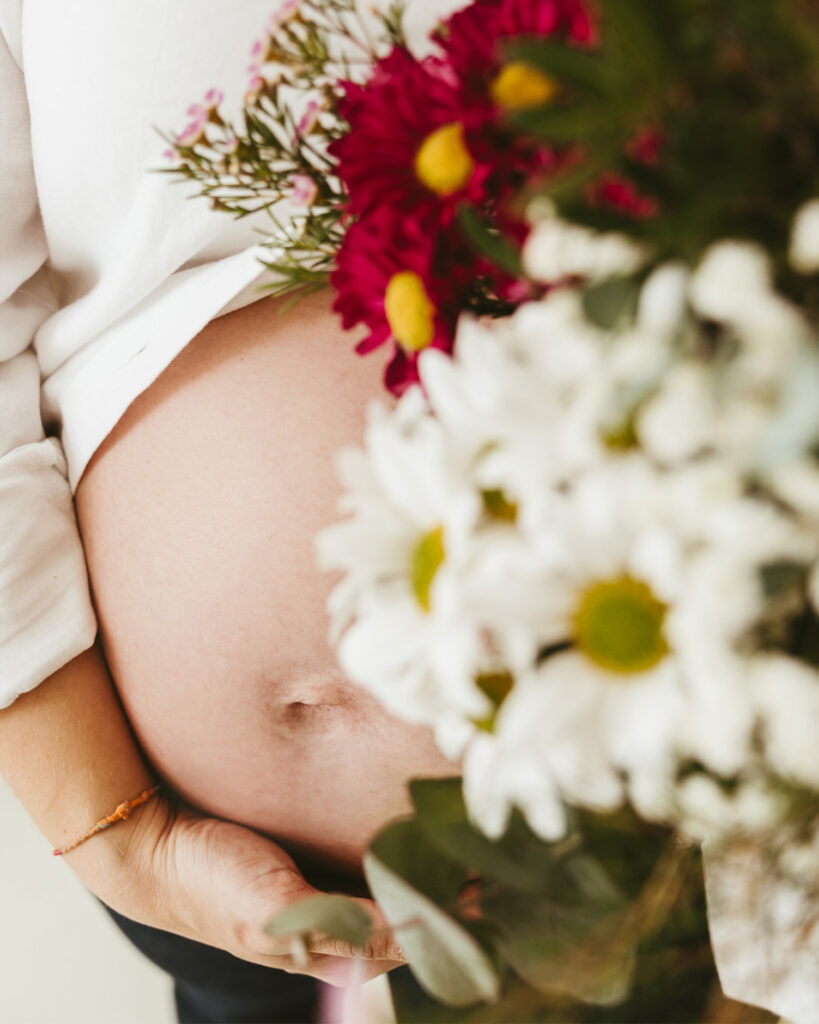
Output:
top-left (52, 784), bottom-right (162, 857)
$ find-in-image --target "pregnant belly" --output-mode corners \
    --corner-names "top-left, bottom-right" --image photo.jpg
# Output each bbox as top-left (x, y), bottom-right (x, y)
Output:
top-left (74, 290), bottom-right (455, 875)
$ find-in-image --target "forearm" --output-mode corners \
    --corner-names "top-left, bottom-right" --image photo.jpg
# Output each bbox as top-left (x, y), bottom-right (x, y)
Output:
top-left (0, 643), bottom-right (405, 978)
top-left (0, 644), bottom-right (159, 902)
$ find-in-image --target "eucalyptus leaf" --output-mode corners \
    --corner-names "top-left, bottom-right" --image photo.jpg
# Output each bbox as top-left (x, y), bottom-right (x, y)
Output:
top-left (582, 276), bottom-right (641, 331)
top-left (264, 892), bottom-right (373, 947)
top-left (410, 777), bottom-right (575, 894)
top-left (364, 820), bottom-right (500, 1007)
top-left (482, 859), bottom-right (634, 1007)
top-left (488, 895), bottom-right (635, 1007)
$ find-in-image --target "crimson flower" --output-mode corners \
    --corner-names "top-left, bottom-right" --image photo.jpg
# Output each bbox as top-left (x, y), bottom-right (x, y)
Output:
top-left (331, 209), bottom-right (473, 395)
top-left (330, 48), bottom-right (492, 223)
top-left (434, 0), bottom-right (596, 107)
top-left (587, 174), bottom-right (660, 219)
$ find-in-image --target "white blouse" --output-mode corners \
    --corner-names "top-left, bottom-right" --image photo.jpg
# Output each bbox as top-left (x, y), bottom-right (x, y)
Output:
top-left (0, 0), bottom-right (460, 708)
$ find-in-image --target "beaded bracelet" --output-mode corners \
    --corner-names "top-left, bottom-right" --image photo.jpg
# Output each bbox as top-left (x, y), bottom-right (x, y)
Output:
top-left (52, 784), bottom-right (162, 857)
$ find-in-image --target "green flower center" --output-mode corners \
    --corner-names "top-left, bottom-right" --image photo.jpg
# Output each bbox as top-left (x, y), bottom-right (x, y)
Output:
top-left (573, 576), bottom-right (669, 674)
top-left (411, 525), bottom-right (445, 613)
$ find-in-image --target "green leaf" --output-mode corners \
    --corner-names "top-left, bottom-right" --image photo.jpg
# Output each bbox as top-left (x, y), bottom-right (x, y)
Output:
top-left (364, 820), bottom-right (501, 1008)
top-left (574, 806), bottom-right (671, 901)
top-left (480, 807), bottom-right (682, 1008)
top-left (481, 847), bottom-right (635, 1007)
top-left (596, 0), bottom-right (669, 85)
top-left (409, 778), bottom-right (575, 894)
top-left (512, 102), bottom-right (625, 145)
top-left (456, 207), bottom-right (523, 278)
top-left (759, 560), bottom-right (809, 601)
top-left (483, 887), bottom-right (635, 1006)
top-left (506, 41), bottom-right (618, 96)
top-left (264, 893), bottom-right (373, 947)
top-left (581, 275), bottom-right (641, 331)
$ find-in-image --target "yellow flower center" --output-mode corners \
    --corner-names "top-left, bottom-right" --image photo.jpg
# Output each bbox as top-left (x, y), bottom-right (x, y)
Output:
top-left (384, 271), bottom-right (436, 351)
top-left (573, 576), bottom-right (669, 675)
top-left (414, 123), bottom-right (474, 197)
top-left (490, 61), bottom-right (560, 110)
top-left (410, 525), bottom-right (445, 613)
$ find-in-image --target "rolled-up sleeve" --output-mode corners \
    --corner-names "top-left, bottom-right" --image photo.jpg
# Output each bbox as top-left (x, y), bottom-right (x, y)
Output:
top-left (0, 24), bottom-right (96, 707)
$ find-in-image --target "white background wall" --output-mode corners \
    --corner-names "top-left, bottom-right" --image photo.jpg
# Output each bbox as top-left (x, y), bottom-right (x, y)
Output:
top-left (0, 777), bottom-right (173, 1024)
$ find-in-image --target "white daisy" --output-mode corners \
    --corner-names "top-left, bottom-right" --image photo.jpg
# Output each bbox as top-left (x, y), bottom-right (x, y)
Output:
top-left (318, 389), bottom-right (553, 730)
top-left (750, 654), bottom-right (819, 791)
top-left (317, 392), bottom-right (488, 722)
top-left (790, 198), bottom-right (819, 275)
top-left (419, 293), bottom-right (610, 510)
top-left (689, 241), bottom-right (808, 387)
top-left (522, 203), bottom-right (647, 284)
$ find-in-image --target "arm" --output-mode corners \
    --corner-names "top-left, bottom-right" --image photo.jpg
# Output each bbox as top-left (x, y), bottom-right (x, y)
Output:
top-left (0, 644), bottom-right (404, 984)
top-left (0, 20), bottom-right (400, 984)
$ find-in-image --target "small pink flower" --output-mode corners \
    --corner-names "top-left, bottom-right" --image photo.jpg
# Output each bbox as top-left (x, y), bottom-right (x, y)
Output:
top-left (186, 102), bottom-right (206, 119)
top-left (250, 38), bottom-right (266, 59)
top-left (295, 98), bottom-right (324, 136)
top-left (162, 148), bottom-right (177, 162)
top-left (244, 74), bottom-right (266, 105)
top-left (175, 113), bottom-right (207, 147)
top-left (290, 173), bottom-right (318, 208)
top-left (204, 88), bottom-right (224, 108)
top-left (268, 0), bottom-right (300, 32)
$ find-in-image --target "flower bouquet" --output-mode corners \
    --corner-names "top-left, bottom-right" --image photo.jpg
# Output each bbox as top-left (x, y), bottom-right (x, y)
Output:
top-left (163, 1), bottom-right (819, 1019)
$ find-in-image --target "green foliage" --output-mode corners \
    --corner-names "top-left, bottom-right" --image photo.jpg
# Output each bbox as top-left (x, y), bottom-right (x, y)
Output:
top-left (516, 0), bottom-right (819, 288)
top-left (264, 892), bottom-right (373, 946)
top-left (457, 206), bottom-right (524, 278)
top-left (364, 819), bottom-right (501, 1007)
top-left (385, 779), bottom-right (723, 1020)
top-left (411, 777), bottom-right (581, 893)
top-left (581, 276), bottom-right (642, 331)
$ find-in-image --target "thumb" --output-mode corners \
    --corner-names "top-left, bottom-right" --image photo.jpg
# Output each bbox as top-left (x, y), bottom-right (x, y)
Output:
top-left (272, 875), bottom-right (407, 964)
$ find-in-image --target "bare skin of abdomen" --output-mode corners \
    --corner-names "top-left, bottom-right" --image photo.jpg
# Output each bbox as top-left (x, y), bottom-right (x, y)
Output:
top-left (74, 290), bottom-right (455, 877)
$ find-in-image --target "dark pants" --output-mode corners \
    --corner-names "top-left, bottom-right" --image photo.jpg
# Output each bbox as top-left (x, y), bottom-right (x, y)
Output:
top-left (104, 902), bottom-right (321, 1024)
top-left (99, 853), bottom-right (395, 1023)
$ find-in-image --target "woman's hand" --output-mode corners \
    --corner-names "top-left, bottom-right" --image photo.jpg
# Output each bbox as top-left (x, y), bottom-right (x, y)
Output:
top-left (0, 646), bottom-right (403, 987)
top-left (107, 793), bottom-right (406, 986)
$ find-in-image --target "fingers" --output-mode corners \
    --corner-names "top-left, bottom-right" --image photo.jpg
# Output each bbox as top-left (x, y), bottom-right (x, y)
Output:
top-left (318, 956), bottom-right (405, 988)
top-left (155, 811), bottom-right (407, 980)
top-left (297, 897), bottom-right (406, 963)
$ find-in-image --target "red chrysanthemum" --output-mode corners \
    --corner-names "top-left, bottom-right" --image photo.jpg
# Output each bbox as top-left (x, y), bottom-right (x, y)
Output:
top-left (331, 209), bottom-right (474, 395)
top-left (330, 47), bottom-right (493, 223)
top-left (434, 0), bottom-right (596, 98)
top-left (587, 173), bottom-right (660, 219)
